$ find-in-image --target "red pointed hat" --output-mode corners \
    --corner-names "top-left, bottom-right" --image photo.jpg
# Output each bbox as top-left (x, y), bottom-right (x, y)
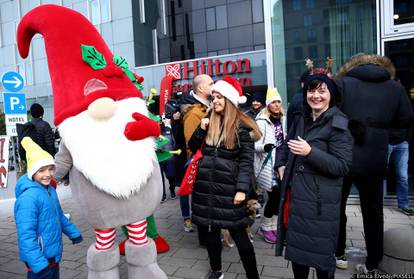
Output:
top-left (17, 4), bottom-right (143, 126)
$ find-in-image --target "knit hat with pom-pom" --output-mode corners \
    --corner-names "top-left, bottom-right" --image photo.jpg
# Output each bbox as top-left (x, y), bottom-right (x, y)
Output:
top-left (211, 76), bottom-right (247, 107)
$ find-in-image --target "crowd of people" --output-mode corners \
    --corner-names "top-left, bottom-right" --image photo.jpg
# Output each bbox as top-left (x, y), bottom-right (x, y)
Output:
top-left (154, 53), bottom-right (414, 279)
top-left (13, 53), bottom-right (414, 279)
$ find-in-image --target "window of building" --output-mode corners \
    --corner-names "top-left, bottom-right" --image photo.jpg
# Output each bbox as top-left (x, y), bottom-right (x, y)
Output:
top-left (308, 45), bottom-right (318, 58)
top-left (304, 15), bottom-right (312, 27)
top-left (323, 27), bottom-right (330, 41)
top-left (88, 0), bottom-right (111, 25)
top-left (294, 47), bottom-right (303, 60)
top-left (307, 29), bottom-right (316, 42)
top-left (206, 7), bottom-right (216, 31)
top-left (17, 62), bottom-right (33, 86)
top-left (293, 0), bottom-right (301, 11)
top-left (293, 31), bottom-right (301, 43)
top-left (305, 0), bottom-right (315, 9)
top-left (252, 0), bottom-right (263, 23)
top-left (216, 5), bottom-right (227, 29)
top-left (206, 6), bottom-right (228, 31)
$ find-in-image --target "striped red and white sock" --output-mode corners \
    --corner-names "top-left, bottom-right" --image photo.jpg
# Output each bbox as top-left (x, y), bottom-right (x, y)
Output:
top-left (126, 220), bottom-right (148, 246)
top-left (94, 228), bottom-right (116, 250)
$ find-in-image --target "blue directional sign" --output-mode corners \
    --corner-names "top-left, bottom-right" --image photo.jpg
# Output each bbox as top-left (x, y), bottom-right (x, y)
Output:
top-left (3, 93), bottom-right (27, 114)
top-left (2, 71), bottom-right (24, 92)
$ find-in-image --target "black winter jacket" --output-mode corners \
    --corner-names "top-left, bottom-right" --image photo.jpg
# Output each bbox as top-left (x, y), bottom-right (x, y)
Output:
top-left (31, 118), bottom-right (56, 156)
top-left (189, 125), bottom-right (254, 230)
top-left (275, 107), bottom-right (353, 273)
top-left (337, 64), bottom-right (413, 178)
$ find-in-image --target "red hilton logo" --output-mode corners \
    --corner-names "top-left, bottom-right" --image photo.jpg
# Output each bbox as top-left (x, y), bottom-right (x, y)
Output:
top-left (165, 64), bottom-right (181, 80)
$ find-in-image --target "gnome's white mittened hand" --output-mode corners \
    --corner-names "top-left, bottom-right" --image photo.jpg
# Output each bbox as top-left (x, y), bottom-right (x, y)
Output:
top-left (124, 112), bottom-right (161, 141)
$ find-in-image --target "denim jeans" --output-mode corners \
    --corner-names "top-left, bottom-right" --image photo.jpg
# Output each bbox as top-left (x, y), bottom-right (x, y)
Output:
top-left (27, 264), bottom-right (59, 279)
top-left (179, 195), bottom-right (191, 219)
top-left (387, 141), bottom-right (410, 209)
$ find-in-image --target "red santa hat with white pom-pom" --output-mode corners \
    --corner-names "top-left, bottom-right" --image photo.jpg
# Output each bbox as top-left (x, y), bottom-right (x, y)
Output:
top-left (211, 76), bottom-right (247, 107)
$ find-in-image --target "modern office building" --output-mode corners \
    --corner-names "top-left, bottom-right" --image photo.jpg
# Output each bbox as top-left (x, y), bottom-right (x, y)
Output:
top-left (1, 0), bottom-right (412, 113)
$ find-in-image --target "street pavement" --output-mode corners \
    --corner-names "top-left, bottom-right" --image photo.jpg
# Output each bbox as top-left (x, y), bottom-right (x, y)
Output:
top-left (0, 186), bottom-right (413, 278)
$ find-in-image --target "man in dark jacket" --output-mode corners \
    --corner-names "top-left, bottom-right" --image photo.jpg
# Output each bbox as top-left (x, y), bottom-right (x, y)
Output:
top-left (335, 54), bottom-right (414, 274)
top-left (30, 103), bottom-right (56, 157)
top-left (171, 74), bottom-right (213, 235)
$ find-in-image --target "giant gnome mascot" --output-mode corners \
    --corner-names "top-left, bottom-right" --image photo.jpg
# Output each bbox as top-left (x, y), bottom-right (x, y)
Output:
top-left (17, 5), bottom-right (167, 279)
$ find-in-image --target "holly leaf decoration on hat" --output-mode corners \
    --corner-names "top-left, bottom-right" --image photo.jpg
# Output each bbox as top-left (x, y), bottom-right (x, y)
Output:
top-left (81, 44), bottom-right (107, 70)
top-left (113, 55), bottom-right (129, 70)
top-left (113, 54), bottom-right (145, 91)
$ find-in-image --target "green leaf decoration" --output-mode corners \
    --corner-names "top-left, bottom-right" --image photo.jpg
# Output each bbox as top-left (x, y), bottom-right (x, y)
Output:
top-left (137, 83), bottom-right (144, 91)
top-left (156, 136), bottom-right (170, 149)
top-left (81, 45), bottom-right (107, 70)
top-left (122, 68), bottom-right (136, 82)
top-left (148, 112), bottom-right (160, 122)
top-left (147, 99), bottom-right (155, 105)
top-left (113, 55), bottom-right (129, 70)
top-left (156, 151), bottom-right (173, 162)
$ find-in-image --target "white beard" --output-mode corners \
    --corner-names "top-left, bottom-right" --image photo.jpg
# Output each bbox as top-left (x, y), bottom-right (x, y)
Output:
top-left (58, 98), bottom-right (157, 199)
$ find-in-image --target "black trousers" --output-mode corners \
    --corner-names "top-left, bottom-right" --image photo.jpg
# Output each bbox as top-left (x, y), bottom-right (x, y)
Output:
top-left (198, 226), bottom-right (259, 279)
top-left (336, 176), bottom-right (384, 270)
top-left (264, 187), bottom-right (280, 218)
top-left (291, 262), bottom-right (334, 279)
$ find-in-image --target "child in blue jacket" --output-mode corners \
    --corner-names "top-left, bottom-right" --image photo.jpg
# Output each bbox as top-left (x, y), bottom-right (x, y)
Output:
top-left (14, 137), bottom-right (82, 278)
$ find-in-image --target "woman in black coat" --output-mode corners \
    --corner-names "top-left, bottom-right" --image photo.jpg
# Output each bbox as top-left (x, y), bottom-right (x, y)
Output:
top-left (188, 77), bottom-right (261, 279)
top-left (275, 72), bottom-right (353, 278)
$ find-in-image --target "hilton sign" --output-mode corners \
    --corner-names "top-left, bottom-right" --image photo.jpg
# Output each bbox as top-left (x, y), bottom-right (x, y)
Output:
top-left (165, 57), bottom-right (252, 92)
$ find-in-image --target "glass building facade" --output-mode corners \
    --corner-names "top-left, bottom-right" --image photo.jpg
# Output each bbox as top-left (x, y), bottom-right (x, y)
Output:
top-left (268, 0), bottom-right (377, 102)
top-left (132, 0), bottom-right (266, 67)
top-left (156, 0), bottom-right (265, 64)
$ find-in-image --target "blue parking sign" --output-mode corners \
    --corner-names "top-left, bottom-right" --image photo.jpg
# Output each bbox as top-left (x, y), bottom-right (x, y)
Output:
top-left (2, 72), bottom-right (24, 92)
top-left (3, 93), bottom-right (27, 114)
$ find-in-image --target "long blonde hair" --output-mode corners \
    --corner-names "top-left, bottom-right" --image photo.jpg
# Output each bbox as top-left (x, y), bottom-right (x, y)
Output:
top-left (206, 99), bottom-right (261, 149)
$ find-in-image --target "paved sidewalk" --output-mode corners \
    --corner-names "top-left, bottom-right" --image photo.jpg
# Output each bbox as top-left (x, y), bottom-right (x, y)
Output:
top-left (0, 188), bottom-right (413, 278)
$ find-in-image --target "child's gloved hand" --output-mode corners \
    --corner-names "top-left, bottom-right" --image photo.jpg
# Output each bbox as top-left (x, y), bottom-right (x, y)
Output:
top-left (124, 112), bottom-right (161, 141)
top-left (71, 235), bottom-right (83, 245)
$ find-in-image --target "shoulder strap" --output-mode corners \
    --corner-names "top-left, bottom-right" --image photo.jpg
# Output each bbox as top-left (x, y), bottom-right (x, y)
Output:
top-left (256, 145), bottom-right (275, 178)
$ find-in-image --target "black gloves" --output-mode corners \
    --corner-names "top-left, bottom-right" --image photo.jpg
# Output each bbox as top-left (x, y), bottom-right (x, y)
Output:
top-left (264, 143), bottom-right (275, 153)
top-left (71, 235), bottom-right (83, 245)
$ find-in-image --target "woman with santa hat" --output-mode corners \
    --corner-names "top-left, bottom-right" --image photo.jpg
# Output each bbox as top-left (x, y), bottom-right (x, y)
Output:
top-left (188, 76), bottom-right (261, 279)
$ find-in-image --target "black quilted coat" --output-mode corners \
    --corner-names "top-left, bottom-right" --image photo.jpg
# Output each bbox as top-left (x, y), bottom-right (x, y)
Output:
top-left (275, 107), bottom-right (353, 273)
top-left (31, 118), bottom-right (56, 156)
top-left (188, 125), bottom-right (255, 230)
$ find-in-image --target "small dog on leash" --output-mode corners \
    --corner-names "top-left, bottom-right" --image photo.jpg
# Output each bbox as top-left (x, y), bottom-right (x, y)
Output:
top-left (222, 199), bottom-right (262, 247)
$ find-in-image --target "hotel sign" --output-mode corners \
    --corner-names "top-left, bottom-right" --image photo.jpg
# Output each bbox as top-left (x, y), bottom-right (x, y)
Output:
top-left (165, 57), bottom-right (252, 92)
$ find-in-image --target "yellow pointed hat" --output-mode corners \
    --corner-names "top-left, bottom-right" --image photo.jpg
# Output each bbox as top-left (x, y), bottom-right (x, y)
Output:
top-left (266, 87), bottom-right (282, 106)
top-left (21, 137), bottom-right (55, 180)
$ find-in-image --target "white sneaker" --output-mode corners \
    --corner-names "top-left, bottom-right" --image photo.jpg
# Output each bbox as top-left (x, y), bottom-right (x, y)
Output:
top-left (336, 255), bottom-right (348, 269)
